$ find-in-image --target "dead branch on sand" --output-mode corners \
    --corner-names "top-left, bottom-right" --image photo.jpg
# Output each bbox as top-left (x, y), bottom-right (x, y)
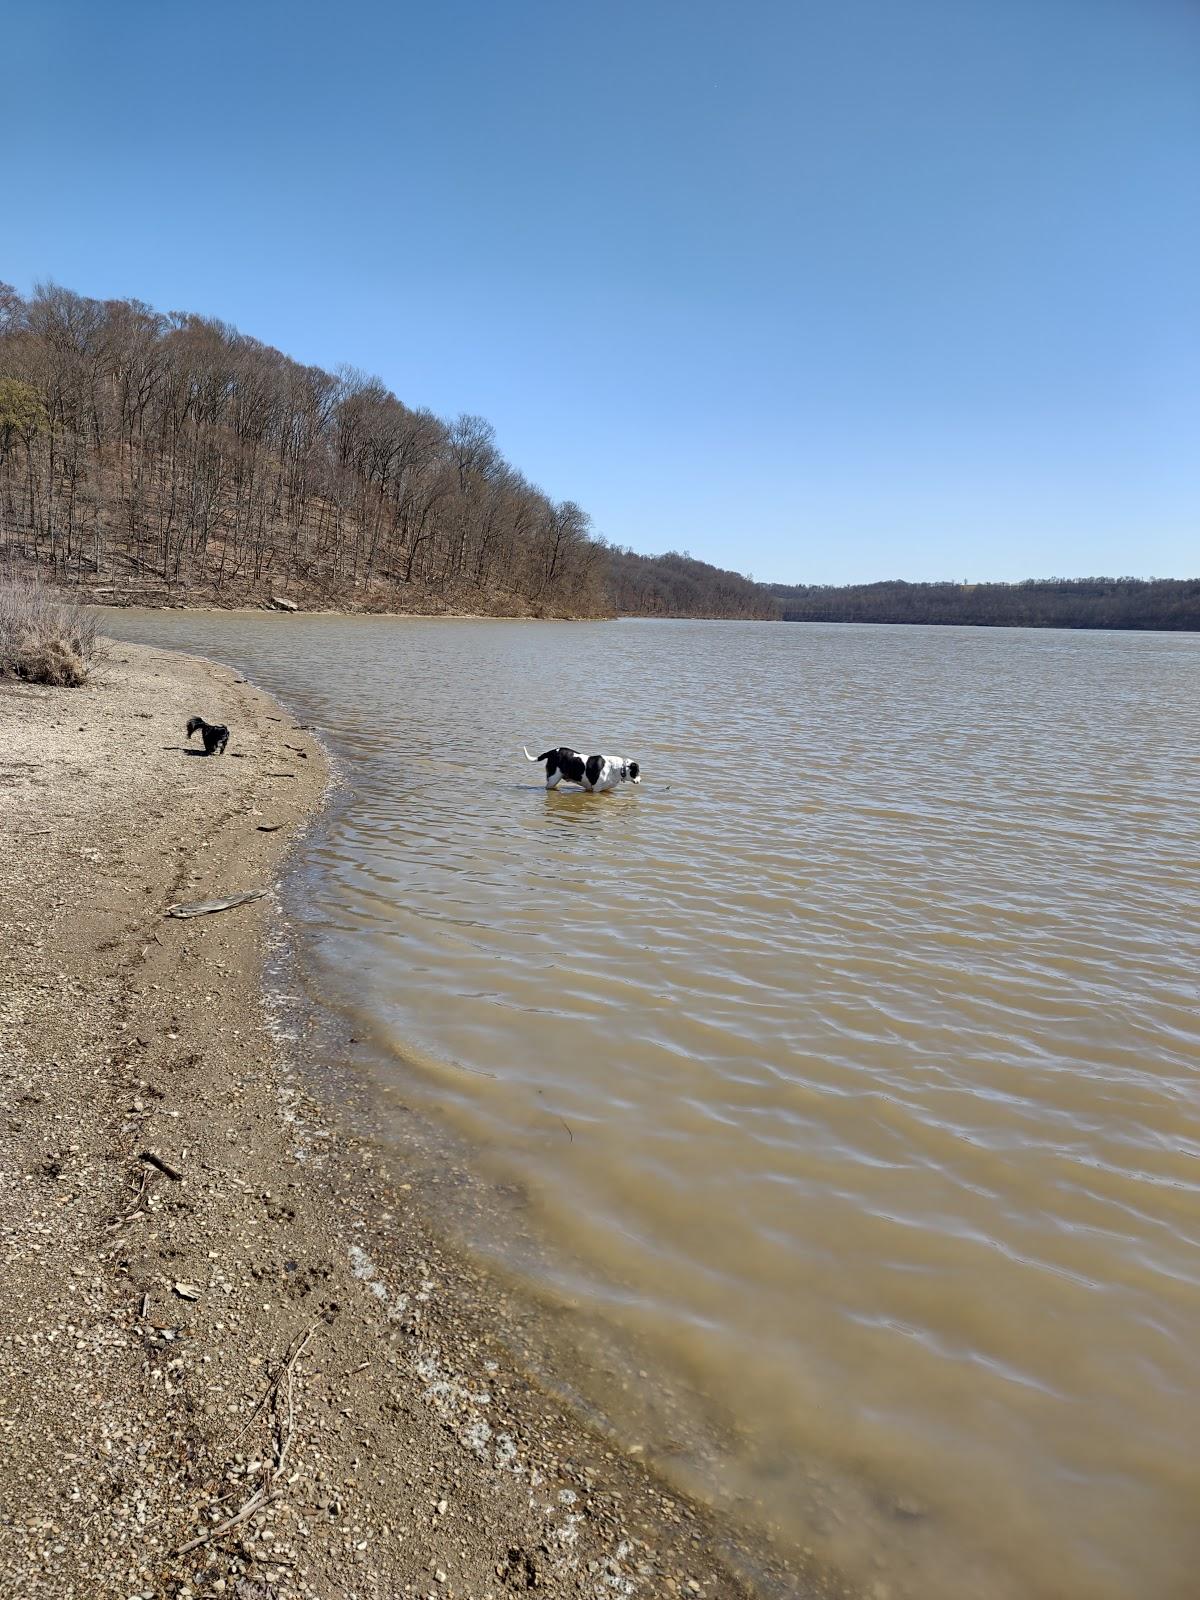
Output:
top-left (172, 1321), bottom-right (318, 1557)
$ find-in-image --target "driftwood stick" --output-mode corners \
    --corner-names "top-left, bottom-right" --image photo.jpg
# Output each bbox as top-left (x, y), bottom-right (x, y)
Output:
top-left (139, 1150), bottom-right (184, 1182)
top-left (165, 889), bottom-right (267, 919)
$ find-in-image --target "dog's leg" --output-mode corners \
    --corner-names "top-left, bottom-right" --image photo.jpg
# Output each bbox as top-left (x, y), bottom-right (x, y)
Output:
top-left (545, 770), bottom-right (563, 790)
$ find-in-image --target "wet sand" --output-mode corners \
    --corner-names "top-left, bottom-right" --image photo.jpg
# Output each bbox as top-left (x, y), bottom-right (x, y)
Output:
top-left (0, 640), bottom-right (825, 1599)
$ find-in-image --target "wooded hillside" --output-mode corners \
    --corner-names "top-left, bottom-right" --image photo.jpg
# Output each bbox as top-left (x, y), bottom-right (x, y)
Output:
top-left (6, 283), bottom-right (1186, 631)
top-left (0, 280), bottom-right (774, 620)
top-left (0, 282), bottom-right (611, 615)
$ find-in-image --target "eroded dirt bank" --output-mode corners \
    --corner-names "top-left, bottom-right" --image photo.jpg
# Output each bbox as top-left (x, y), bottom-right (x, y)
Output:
top-left (0, 642), bottom-right (833, 1600)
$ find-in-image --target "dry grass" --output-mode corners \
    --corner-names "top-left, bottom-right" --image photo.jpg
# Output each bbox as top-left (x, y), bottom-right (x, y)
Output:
top-left (0, 578), bottom-right (98, 686)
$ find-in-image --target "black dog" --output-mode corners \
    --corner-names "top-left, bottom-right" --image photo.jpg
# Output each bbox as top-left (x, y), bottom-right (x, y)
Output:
top-left (186, 715), bottom-right (230, 756)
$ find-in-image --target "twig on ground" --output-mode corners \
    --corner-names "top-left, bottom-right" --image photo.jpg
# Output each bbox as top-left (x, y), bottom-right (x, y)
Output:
top-left (122, 1166), bottom-right (152, 1216)
top-left (172, 1487), bottom-right (277, 1556)
top-left (140, 1149), bottom-right (184, 1181)
top-left (235, 1323), bottom-right (317, 1443)
top-left (276, 1335), bottom-right (300, 1478)
top-left (174, 1321), bottom-right (318, 1556)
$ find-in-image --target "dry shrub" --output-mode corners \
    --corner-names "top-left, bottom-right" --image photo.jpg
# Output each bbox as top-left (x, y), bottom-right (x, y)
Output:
top-left (0, 579), bottom-right (98, 686)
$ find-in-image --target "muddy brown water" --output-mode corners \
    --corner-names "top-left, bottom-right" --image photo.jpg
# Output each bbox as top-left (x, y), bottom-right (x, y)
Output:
top-left (104, 613), bottom-right (1200, 1600)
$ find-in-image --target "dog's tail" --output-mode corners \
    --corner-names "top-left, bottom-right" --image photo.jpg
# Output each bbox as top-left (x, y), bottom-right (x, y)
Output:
top-left (523, 746), bottom-right (549, 763)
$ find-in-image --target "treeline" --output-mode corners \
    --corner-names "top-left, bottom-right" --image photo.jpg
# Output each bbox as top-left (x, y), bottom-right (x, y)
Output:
top-left (769, 578), bottom-right (1200, 631)
top-left (609, 547), bottom-right (780, 619)
top-left (4, 283), bottom-right (1189, 631)
top-left (0, 281), bottom-right (608, 615)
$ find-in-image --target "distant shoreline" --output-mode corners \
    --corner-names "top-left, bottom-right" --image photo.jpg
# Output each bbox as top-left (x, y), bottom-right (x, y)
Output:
top-left (768, 576), bottom-right (1200, 632)
top-left (93, 599), bottom-right (1200, 633)
top-left (64, 571), bottom-right (1200, 634)
top-left (778, 615), bottom-right (1200, 631)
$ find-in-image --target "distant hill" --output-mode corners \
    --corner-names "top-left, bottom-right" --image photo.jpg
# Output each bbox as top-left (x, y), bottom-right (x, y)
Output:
top-left (768, 577), bottom-right (1200, 631)
top-left (608, 547), bottom-right (779, 619)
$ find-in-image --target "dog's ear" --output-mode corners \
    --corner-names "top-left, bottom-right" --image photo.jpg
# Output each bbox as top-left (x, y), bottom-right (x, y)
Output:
top-left (629, 762), bottom-right (640, 781)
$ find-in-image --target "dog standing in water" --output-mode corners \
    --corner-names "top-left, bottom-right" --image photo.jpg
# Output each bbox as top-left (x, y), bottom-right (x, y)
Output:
top-left (524, 746), bottom-right (640, 792)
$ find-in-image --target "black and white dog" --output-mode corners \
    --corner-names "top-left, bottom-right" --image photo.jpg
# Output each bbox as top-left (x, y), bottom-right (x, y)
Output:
top-left (186, 715), bottom-right (230, 756)
top-left (524, 745), bottom-right (641, 792)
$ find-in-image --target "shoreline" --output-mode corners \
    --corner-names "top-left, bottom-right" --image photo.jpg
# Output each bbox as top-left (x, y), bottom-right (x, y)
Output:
top-left (0, 640), bottom-right (826, 1599)
top-left (76, 586), bottom-right (610, 623)
top-left (95, 601), bottom-right (1200, 634)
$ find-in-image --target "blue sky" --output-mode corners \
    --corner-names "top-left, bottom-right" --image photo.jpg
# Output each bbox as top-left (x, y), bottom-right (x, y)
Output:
top-left (4, 0), bottom-right (1197, 583)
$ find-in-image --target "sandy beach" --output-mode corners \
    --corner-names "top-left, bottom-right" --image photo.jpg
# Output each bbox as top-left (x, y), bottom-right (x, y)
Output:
top-left (0, 640), bottom-right (821, 1600)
